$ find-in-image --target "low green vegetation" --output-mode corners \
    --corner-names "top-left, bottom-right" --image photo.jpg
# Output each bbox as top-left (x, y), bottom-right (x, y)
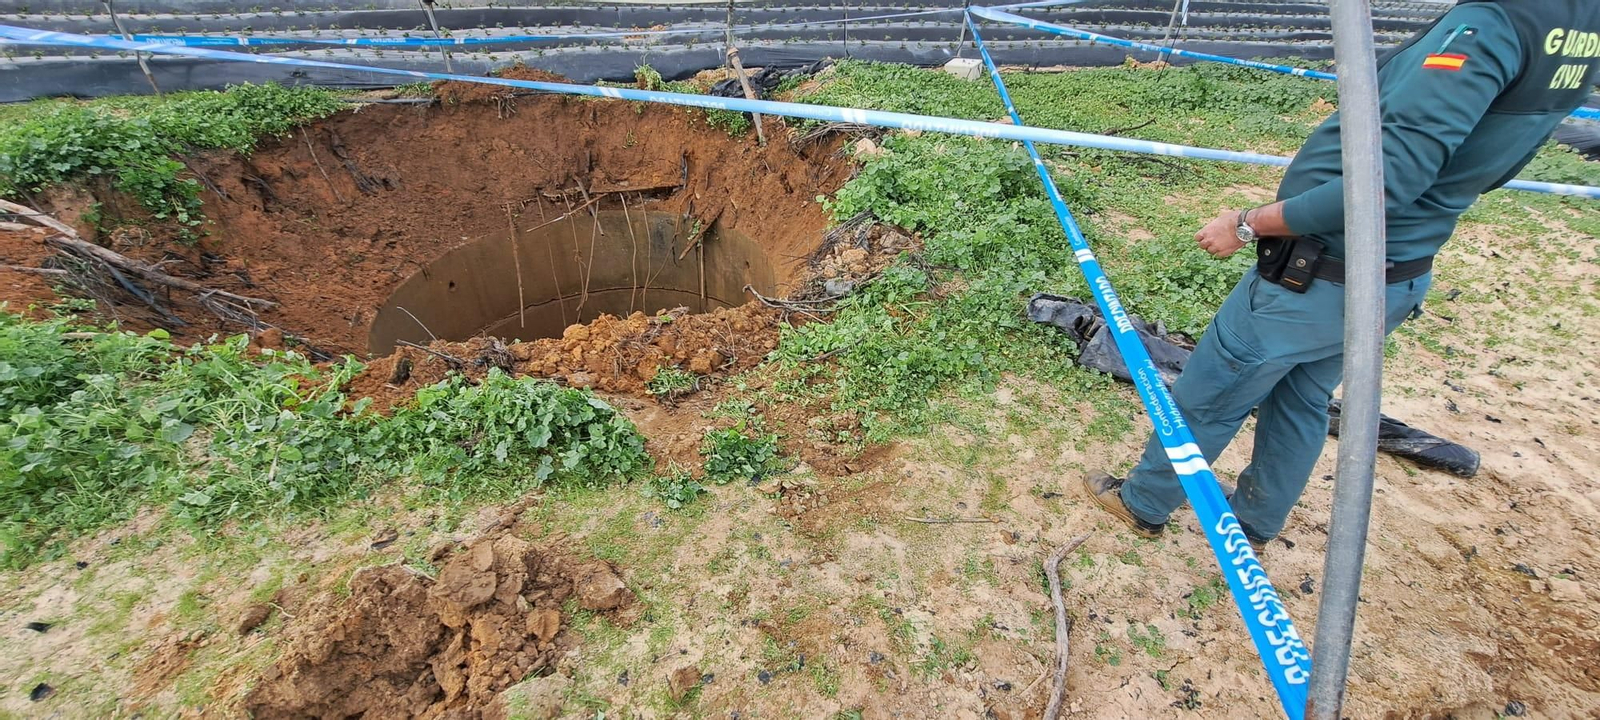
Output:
top-left (645, 365), bottom-right (697, 400)
top-left (643, 465), bottom-right (706, 510)
top-left (0, 83), bottom-right (342, 231)
top-left (768, 59), bottom-right (1600, 437)
top-left (1128, 622), bottom-right (1167, 657)
top-left (0, 310), bottom-right (648, 569)
top-left (699, 422), bottom-right (783, 484)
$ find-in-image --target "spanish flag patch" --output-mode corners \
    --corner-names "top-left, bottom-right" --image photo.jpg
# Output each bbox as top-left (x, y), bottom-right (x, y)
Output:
top-left (1422, 53), bottom-right (1468, 71)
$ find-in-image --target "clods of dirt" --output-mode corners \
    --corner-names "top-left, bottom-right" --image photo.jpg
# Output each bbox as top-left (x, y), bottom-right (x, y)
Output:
top-left (514, 305), bottom-right (780, 394)
top-left (236, 604), bottom-right (272, 636)
top-left (347, 303), bottom-right (784, 406)
top-left (244, 534), bottom-right (633, 719)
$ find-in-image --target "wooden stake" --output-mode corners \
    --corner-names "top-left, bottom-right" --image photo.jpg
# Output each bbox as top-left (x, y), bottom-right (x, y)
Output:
top-left (536, 196), bottom-right (569, 328)
top-left (505, 203), bottom-right (525, 329)
top-left (621, 194), bottom-right (640, 315)
top-left (726, 47), bottom-right (767, 145)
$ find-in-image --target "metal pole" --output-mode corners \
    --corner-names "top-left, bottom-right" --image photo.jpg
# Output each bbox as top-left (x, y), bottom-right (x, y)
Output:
top-left (101, 0), bottom-right (160, 95)
top-left (724, 0), bottom-right (735, 67)
top-left (420, 0), bottom-right (454, 74)
top-left (955, 0), bottom-right (974, 58)
top-left (842, 0), bottom-right (851, 59)
top-left (1307, 0), bottom-right (1385, 716)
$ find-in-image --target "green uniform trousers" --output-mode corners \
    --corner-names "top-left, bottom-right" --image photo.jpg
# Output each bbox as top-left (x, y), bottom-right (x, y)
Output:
top-left (1121, 268), bottom-right (1432, 540)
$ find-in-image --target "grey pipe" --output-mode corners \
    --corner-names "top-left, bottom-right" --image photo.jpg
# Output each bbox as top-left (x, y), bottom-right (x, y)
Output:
top-left (1306, 0), bottom-right (1385, 717)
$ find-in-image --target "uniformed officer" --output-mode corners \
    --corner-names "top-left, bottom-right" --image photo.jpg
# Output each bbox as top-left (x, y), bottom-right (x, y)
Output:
top-left (1084, 0), bottom-right (1600, 549)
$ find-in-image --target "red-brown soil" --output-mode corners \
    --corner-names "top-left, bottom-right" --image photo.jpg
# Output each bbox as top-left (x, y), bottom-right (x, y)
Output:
top-left (23, 67), bottom-right (851, 366)
top-left (244, 532), bottom-right (633, 719)
top-left (0, 226), bottom-right (64, 318)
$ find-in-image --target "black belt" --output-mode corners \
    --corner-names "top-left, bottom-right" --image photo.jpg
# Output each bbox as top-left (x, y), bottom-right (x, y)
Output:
top-left (1257, 236), bottom-right (1432, 292)
top-left (1312, 254), bottom-right (1433, 285)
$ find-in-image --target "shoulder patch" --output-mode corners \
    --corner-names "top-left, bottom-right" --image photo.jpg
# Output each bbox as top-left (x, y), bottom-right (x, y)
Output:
top-left (1422, 53), bottom-right (1469, 71)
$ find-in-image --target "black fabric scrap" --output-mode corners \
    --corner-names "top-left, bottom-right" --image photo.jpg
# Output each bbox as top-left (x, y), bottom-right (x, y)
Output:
top-left (1027, 293), bottom-right (1480, 478)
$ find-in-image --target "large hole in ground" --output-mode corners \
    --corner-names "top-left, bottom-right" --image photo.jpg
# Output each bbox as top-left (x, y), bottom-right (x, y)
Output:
top-left (370, 207), bottom-right (775, 351)
top-left (93, 68), bottom-right (863, 389)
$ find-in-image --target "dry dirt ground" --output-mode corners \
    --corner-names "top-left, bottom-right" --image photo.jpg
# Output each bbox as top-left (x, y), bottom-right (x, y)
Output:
top-left (2, 94), bottom-right (1598, 716)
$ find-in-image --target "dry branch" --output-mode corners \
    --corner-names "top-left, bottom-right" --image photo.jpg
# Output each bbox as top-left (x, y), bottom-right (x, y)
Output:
top-left (0, 199), bottom-right (75, 236)
top-left (1102, 118), bottom-right (1156, 136)
top-left (45, 235), bottom-right (275, 309)
top-left (505, 203), bottom-right (526, 330)
top-left (2, 198), bottom-right (277, 313)
top-left (396, 339), bottom-right (467, 368)
top-left (1044, 532), bottom-right (1093, 720)
top-left (745, 284), bottom-right (838, 314)
top-left (677, 208), bottom-right (723, 262)
top-left (902, 516), bottom-right (997, 524)
top-left (2, 265), bottom-right (68, 277)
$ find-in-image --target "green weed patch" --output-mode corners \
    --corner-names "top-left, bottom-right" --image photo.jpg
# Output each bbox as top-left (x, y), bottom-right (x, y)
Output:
top-left (0, 83), bottom-right (342, 230)
top-left (0, 311), bottom-right (647, 568)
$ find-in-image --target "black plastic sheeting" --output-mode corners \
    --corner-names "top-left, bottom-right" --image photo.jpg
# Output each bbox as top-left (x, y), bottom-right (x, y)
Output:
top-left (1026, 293), bottom-right (1482, 478)
top-left (1326, 401), bottom-right (1480, 479)
top-left (2, 0), bottom-right (1451, 100)
top-left (1554, 124), bottom-right (1600, 161)
top-left (6, 0), bottom-right (1459, 19)
top-left (0, 35), bottom-right (1349, 102)
top-left (2, 7), bottom-right (1436, 37)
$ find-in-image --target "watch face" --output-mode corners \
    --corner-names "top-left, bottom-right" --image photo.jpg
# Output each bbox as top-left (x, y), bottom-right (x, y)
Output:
top-left (1235, 226), bottom-right (1252, 242)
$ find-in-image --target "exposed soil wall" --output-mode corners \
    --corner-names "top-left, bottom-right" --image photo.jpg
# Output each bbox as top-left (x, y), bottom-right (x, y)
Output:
top-left (112, 68), bottom-right (853, 359)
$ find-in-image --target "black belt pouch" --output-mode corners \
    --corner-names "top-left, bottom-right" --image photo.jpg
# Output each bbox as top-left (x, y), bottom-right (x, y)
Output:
top-left (1256, 236), bottom-right (1324, 293)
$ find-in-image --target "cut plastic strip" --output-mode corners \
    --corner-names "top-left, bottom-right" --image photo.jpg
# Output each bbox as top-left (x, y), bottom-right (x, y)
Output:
top-left (965, 14), bottom-right (1310, 718)
top-left (970, 5), bottom-right (1600, 123)
top-left (0, 23), bottom-right (1594, 200)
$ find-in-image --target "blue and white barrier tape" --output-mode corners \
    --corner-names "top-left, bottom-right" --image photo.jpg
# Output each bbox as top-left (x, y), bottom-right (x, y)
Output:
top-left (1, 23), bottom-right (1595, 199)
top-left (971, 6), bottom-right (1600, 123)
top-left (966, 15), bottom-right (1311, 718)
top-left (971, 6), bottom-right (1336, 79)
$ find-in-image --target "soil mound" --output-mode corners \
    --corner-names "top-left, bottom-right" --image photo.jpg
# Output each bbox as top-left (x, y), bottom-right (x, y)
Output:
top-left (434, 66), bottom-right (573, 105)
top-left (350, 303), bottom-right (782, 405)
top-left (245, 534), bottom-right (632, 719)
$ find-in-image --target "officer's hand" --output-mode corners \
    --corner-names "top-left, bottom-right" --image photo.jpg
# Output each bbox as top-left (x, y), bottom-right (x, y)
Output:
top-left (1195, 210), bottom-right (1246, 259)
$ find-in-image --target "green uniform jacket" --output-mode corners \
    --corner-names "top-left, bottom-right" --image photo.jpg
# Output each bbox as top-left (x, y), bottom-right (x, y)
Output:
top-left (1277, 1), bottom-right (1600, 262)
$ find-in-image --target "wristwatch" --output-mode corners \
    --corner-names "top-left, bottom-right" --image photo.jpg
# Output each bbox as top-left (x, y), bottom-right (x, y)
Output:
top-left (1235, 208), bottom-right (1259, 245)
